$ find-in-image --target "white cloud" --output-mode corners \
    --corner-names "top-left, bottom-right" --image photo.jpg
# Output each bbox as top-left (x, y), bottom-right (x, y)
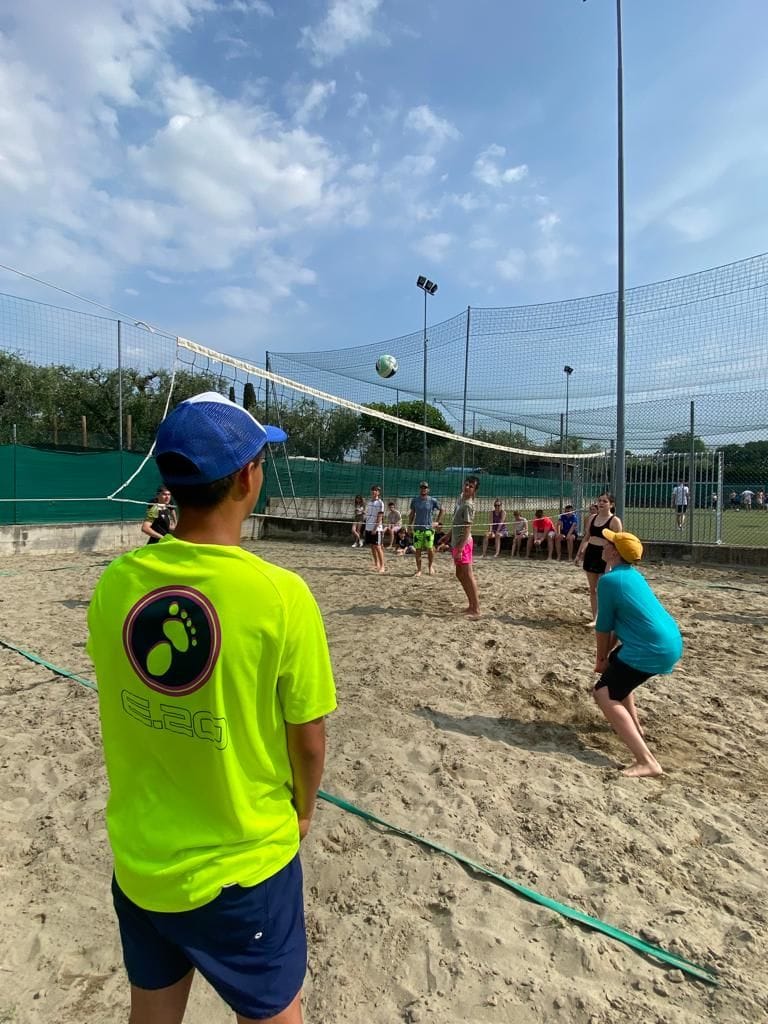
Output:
top-left (664, 205), bottom-right (720, 242)
top-left (289, 80), bottom-right (337, 126)
top-left (413, 232), bottom-right (453, 263)
top-left (347, 91), bottom-right (368, 116)
top-left (124, 287), bottom-right (140, 295)
top-left (496, 248), bottom-right (526, 281)
top-left (473, 144), bottom-right (528, 188)
top-left (229, 0), bottom-right (274, 14)
top-left (469, 237), bottom-right (496, 251)
top-left (450, 192), bottom-right (484, 212)
top-left (0, 0), bottom-right (371, 304)
top-left (300, 0), bottom-right (383, 65)
top-left (534, 239), bottom-right (577, 275)
top-left (537, 211), bottom-right (560, 233)
top-left (394, 154), bottom-right (437, 177)
top-left (404, 105), bottom-right (460, 149)
top-left (207, 254), bottom-right (317, 312)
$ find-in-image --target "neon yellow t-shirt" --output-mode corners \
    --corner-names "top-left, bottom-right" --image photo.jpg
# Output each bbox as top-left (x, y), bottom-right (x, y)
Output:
top-left (86, 537), bottom-right (336, 912)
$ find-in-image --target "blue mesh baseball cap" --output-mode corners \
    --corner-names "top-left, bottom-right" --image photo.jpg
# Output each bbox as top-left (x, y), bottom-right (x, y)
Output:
top-left (154, 392), bottom-right (287, 485)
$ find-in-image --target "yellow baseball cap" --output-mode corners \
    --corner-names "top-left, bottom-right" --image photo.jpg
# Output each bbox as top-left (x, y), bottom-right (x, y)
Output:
top-left (602, 528), bottom-right (643, 563)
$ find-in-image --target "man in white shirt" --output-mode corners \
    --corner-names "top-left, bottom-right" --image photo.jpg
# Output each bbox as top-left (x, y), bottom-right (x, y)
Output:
top-left (671, 481), bottom-right (689, 530)
top-left (364, 485), bottom-right (386, 573)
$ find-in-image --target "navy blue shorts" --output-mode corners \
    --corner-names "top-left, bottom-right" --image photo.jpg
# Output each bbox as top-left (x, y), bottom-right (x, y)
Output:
top-left (112, 854), bottom-right (306, 1020)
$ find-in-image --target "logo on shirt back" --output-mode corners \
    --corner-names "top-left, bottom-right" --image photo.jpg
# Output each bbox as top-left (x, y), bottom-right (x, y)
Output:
top-left (123, 586), bottom-right (221, 695)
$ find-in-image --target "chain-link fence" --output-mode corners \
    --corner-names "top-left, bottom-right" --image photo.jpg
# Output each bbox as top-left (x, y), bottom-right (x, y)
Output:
top-left (1, 251), bottom-right (767, 545)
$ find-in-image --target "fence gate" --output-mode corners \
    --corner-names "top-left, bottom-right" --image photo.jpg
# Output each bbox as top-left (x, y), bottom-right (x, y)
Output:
top-left (624, 450), bottom-right (723, 545)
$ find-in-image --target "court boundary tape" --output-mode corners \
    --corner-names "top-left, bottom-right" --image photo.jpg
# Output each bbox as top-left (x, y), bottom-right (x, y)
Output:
top-left (0, 638), bottom-right (718, 987)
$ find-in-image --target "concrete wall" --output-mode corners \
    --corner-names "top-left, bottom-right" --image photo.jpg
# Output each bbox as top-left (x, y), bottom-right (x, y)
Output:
top-left (0, 518), bottom-right (263, 556)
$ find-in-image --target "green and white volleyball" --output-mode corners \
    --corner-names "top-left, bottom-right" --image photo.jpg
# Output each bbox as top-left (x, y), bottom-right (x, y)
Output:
top-left (375, 354), bottom-right (398, 378)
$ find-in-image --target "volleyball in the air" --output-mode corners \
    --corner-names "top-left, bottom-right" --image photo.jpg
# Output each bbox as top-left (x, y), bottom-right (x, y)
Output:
top-left (376, 354), bottom-right (398, 379)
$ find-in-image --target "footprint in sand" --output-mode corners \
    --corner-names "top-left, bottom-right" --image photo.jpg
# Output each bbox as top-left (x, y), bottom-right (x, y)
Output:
top-left (146, 603), bottom-right (198, 676)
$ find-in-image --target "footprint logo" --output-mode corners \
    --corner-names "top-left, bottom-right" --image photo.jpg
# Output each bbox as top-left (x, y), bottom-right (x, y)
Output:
top-left (123, 587), bottom-right (221, 696)
top-left (145, 603), bottom-right (199, 677)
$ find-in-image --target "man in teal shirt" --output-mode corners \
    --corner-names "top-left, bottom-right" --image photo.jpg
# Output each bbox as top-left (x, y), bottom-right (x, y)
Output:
top-left (593, 529), bottom-right (683, 778)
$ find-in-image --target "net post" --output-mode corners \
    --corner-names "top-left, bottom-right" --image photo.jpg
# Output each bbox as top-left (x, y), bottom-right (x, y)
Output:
top-left (12, 423), bottom-right (17, 526)
top-left (559, 412), bottom-right (564, 512)
top-left (716, 450), bottom-right (724, 544)
top-left (688, 401), bottom-right (695, 544)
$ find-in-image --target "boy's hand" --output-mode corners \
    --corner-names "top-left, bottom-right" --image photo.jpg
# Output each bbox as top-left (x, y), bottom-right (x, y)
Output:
top-left (594, 656), bottom-right (608, 673)
top-left (297, 815), bottom-right (313, 841)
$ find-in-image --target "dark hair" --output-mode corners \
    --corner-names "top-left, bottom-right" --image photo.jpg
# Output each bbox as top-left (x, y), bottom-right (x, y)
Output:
top-left (598, 491), bottom-right (617, 514)
top-left (354, 494), bottom-right (364, 503)
top-left (158, 453), bottom-right (242, 509)
top-left (465, 475), bottom-right (480, 489)
top-left (535, 509), bottom-right (544, 517)
top-left (154, 485), bottom-right (171, 499)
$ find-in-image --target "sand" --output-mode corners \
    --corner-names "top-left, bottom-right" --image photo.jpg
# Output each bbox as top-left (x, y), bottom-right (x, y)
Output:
top-left (0, 541), bottom-right (766, 1023)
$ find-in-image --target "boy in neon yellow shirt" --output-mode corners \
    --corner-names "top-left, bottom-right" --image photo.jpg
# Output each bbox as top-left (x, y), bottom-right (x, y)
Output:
top-left (87, 392), bottom-right (336, 1024)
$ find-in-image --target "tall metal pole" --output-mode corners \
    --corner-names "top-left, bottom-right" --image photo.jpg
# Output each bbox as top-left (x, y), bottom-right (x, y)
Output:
top-left (422, 287), bottom-right (428, 476)
top-left (615, 0), bottom-right (627, 521)
top-left (461, 306), bottom-right (471, 477)
top-left (688, 400), bottom-right (695, 545)
top-left (565, 372), bottom-right (570, 453)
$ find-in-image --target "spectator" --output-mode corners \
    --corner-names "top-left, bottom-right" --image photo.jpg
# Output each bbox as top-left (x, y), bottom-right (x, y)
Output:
top-left (741, 488), bottom-right (754, 510)
top-left (510, 511), bottom-right (528, 557)
top-left (351, 495), bottom-right (365, 547)
top-left (87, 392), bottom-right (336, 1024)
top-left (383, 501), bottom-right (402, 549)
top-left (557, 504), bottom-right (580, 561)
top-left (482, 500), bottom-right (508, 557)
top-left (527, 509), bottom-right (557, 560)
top-left (671, 480), bottom-right (689, 530)
top-left (394, 526), bottom-right (415, 555)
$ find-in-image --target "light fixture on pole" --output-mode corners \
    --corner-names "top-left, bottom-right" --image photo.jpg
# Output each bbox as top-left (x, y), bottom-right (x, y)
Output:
top-left (416, 275), bottom-right (438, 475)
top-left (563, 365), bottom-right (574, 454)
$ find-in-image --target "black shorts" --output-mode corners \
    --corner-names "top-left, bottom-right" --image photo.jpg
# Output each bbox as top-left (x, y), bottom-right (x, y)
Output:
top-left (595, 648), bottom-right (653, 702)
top-left (676, 504), bottom-right (687, 514)
top-left (364, 529), bottom-right (382, 546)
top-left (583, 543), bottom-right (607, 575)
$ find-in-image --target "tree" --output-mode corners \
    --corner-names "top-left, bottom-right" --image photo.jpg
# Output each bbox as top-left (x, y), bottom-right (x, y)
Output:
top-left (660, 432), bottom-right (706, 455)
top-left (360, 400), bottom-right (451, 467)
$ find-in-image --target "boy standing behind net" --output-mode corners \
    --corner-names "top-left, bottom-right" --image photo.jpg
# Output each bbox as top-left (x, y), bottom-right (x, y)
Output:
top-left (87, 392), bottom-right (337, 1024)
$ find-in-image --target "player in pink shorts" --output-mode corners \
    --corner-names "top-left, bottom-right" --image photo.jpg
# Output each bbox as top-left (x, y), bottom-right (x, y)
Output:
top-left (443, 476), bottom-right (480, 617)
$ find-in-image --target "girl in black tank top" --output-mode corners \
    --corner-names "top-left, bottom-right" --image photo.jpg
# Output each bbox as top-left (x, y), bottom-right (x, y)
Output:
top-left (574, 495), bottom-right (623, 624)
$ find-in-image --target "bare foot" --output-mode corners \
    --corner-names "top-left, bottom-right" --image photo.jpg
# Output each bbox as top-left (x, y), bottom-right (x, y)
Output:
top-left (463, 610), bottom-right (481, 620)
top-left (377, 567), bottom-right (387, 574)
top-left (428, 566), bottom-right (436, 575)
top-left (622, 761), bottom-right (663, 778)
top-left (415, 570), bottom-right (422, 577)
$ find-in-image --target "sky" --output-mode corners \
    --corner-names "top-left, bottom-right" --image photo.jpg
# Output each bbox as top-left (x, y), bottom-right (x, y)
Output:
top-left (1, 0), bottom-right (767, 365)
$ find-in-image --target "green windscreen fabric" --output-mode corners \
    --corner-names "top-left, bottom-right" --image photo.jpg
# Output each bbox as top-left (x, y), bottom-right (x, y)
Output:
top-left (1, 446), bottom-right (568, 527)
top-left (0, 446), bottom-right (163, 525)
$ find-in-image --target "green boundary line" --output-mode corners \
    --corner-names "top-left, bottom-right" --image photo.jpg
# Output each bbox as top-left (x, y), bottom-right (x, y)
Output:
top-left (0, 639), bottom-right (718, 987)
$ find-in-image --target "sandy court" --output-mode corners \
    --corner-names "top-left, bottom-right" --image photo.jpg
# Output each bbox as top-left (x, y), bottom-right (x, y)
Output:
top-left (0, 539), bottom-right (766, 1024)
